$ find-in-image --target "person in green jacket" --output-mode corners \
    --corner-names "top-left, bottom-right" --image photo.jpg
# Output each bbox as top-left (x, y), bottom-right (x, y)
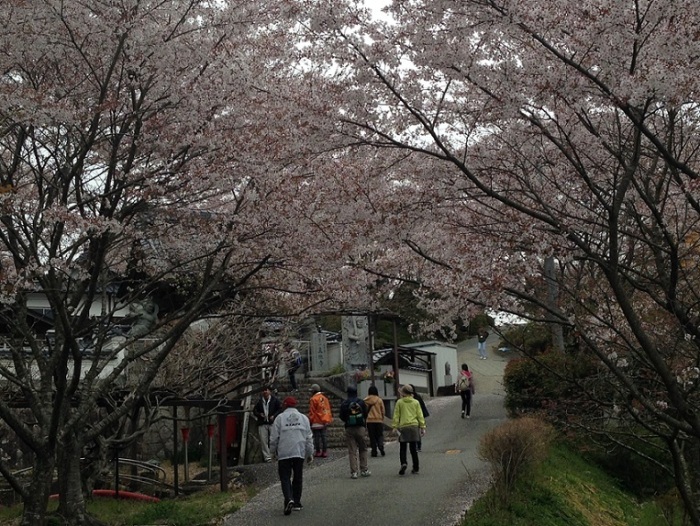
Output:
top-left (391, 384), bottom-right (426, 475)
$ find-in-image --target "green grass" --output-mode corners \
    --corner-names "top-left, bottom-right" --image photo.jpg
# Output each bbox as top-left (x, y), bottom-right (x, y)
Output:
top-left (0, 489), bottom-right (246, 526)
top-left (0, 501), bottom-right (21, 524)
top-left (462, 443), bottom-right (673, 526)
top-left (92, 491), bottom-right (243, 526)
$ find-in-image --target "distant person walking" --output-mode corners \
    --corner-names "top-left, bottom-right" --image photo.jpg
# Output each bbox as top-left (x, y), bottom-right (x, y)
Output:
top-left (270, 396), bottom-right (314, 515)
top-left (477, 327), bottom-right (489, 359)
top-left (339, 385), bottom-right (371, 479)
top-left (456, 363), bottom-right (475, 419)
top-left (285, 344), bottom-right (301, 391)
top-left (308, 384), bottom-right (333, 458)
top-left (253, 386), bottom-right (282, 463)
top-left (409, 384), bottom-right (429, 452)
top-left (364, 385), bottom-right (386, 457)
top-left (392, 384), bottom-right (426, 475)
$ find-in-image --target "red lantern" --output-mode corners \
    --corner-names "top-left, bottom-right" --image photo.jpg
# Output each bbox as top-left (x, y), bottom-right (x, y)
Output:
top-left (181, 427), bottom-right (190, 443)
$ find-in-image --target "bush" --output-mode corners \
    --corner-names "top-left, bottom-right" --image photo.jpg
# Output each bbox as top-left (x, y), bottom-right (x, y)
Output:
top-left (503, 351), bottom-right (596, 418)
top-left (504, 346), bottom-right (677, 504)
top-left (581, 436), bottom-right (677, 500)
top-left (500, 323), bottom-right (551, 355)
top-left (465, 313), bottom-right (494, 337)
top-left (478, 416), bottom-right (554, 504)
top-left (327, 363), bottom-right (345, 376)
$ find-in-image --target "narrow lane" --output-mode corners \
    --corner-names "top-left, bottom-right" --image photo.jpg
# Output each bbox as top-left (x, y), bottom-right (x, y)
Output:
top-left (224, 333), bottom-right (510, 526)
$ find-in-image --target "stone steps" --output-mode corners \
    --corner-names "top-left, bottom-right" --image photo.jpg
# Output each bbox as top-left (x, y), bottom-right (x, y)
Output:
top-left (274, 378), bottom-right (348, 450)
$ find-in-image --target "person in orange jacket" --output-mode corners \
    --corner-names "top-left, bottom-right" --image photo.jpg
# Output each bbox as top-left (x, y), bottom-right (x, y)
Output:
top-left (308, 384), bottom-right (333, 457)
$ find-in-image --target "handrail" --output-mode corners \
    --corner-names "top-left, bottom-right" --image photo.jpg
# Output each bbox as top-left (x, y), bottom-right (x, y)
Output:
top-left (0, 458), bottom-right (172, 499)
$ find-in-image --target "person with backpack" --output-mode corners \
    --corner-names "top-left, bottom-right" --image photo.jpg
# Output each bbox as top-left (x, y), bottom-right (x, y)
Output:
top-left (456, 363), bottom-right (475, 419)
top-left (339, 385), bottom-right (371, 479)
top-left (364, 384), bottom-right (386, 457)
top-left (270, 396), bottom-right (314, 515)
top-left (408, 384), bottom-right (429, 452)
top-left (392, 384), bottom-right (426, 475)
top-left (308, 383), bottom-right (333, 458)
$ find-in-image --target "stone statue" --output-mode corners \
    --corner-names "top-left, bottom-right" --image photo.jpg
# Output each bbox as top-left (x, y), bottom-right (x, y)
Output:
top-left (128, 299), bottom-right (159, 337)
top-left (342, 315), bottom-right (369, 368)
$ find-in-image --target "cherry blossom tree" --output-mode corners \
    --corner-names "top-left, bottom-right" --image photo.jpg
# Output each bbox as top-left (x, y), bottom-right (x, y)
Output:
top-left (296, 0), bottom-right (700, 520)
top-left (0, 1), bottom-right (377, 524)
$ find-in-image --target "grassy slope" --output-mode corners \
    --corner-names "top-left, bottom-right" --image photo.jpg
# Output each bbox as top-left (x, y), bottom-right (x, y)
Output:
top-left (462, 443), bottom-right (669, 526)
top-left (0, 489), bottom-right (246, 526)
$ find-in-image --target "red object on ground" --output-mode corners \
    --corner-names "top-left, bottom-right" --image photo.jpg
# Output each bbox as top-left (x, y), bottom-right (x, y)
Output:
top-left (92, 489), bottom-right (160, 502)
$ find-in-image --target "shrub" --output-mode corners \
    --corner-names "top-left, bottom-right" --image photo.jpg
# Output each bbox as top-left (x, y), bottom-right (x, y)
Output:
top-left (581, 435), bottom-right (677, 500)
top-left (478, 416), bottom-right (554, 504)
top-left (328, 363), bottom-right (345, 376)
top-left (465, 313), bottom-right (494, 337)
top-left (503, 351), bottom-right (596, 418)
top-left (500, 322), bottom-right (551, 355)
top-left (504, 349), bottom-right (676, 504)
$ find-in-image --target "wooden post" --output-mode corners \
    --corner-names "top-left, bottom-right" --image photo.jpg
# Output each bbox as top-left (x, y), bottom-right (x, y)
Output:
top-left (172, 406), bottom-right (179, 496)
top-left (181, 427), bottom-right (190, 483)
top-left (238, 386), bottom-right (254, 467)
top-left (114, 449), bottom-right (120, 498)
top-left (218, 413), bottom-right (228, 491)
top-left (369, 313), bottom-right (376, 386)
top-left (207, 423), bottom-right (215, 481)
top-left (393, 319), bottom-right (400, 397)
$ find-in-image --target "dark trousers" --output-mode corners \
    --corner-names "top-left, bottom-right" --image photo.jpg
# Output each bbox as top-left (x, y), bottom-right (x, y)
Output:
top-left (460, 390), bottom-right (472, 416)
top-left (312, 427), bottom-right (327, 452)
top-left (278, 457), bottom-right (304, 505)
top-left (366, 422), bottom-right (385, 454)
top-left (288, 368), bottom-right (298, 390)
top-left (399, 441), bottom-right (419, 471)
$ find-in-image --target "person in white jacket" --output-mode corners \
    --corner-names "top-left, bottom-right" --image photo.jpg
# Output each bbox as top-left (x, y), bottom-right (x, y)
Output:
top-left (270, 396), bottom-right (314, 515)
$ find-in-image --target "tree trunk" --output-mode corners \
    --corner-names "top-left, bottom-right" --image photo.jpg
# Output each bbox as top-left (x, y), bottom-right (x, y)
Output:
top-left (669, 438), bottom-right (700, 526)
top-left (20, 454), bottom-right (55, 526)
top-left (544, 256), bottom-right (565, 352)
top-left (56, 431), bottom-right (91, 526)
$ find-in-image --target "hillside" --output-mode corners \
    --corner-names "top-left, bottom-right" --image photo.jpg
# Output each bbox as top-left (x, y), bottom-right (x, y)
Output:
top-left (462, 443), bottom-right (672, 526)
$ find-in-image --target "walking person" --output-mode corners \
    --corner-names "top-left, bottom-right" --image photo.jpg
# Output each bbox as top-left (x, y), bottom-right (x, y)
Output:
top-left (408, 384), bottom-right (429, 452)
top-left (308, 383), bottom-right (333, 458)
top-left (392, 384), bottom-right (426, 475)
top-left (364, 385), bottom-right (386, 457)
top-left (456, 363), bottom-right (475, 419)
top-left (339, 385), bottom-right (371, 479)
top-left (477, 327), bottom-right (489, 359)
top-left (270, 396), bottom-right (314, 515)
top-left (253, 386), bottom-right (282, 463)
top-left (285, 344), bottom-right (301, 391)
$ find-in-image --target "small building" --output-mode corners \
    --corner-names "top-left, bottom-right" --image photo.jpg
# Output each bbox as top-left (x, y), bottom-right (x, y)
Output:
top-left (400, 341), bottom-right (459, 394)
top-left (367, 340), bottom-right (458, 398)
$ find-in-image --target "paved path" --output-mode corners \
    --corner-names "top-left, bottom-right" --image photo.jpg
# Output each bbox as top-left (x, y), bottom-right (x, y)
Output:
top-left (223, 334), bottom-right (510, 526)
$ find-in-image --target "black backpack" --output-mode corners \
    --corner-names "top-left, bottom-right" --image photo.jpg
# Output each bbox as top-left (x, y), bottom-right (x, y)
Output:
top-left (347, 399), bottom-right (365, 426)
